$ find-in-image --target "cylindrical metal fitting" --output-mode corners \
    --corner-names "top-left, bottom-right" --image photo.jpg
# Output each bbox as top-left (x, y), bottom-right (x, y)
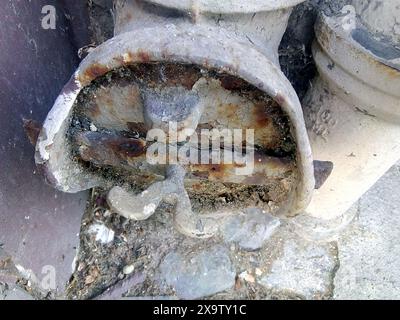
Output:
top-left (145, 0), bottom-right (305, 14)
top-left (296, 5), bottom-right (400, 240)
top-left (113, 0), bottom-right (302, 66)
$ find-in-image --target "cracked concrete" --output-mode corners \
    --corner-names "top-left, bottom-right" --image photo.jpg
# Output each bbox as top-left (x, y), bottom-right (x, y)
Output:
top-left (259, 239), bottom-right (338, 299)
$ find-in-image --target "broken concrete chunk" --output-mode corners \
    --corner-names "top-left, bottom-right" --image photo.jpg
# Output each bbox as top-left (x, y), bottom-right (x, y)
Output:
top-left (160, 245), bottom-right (236, 299)
top-left (107, 186), bottom-right (162, 221)
top-left (123, 265), bottom-right (135, 275)
top-left (88, 223), bottom-right (115, 244)
top-left (220, 208), bottom-right (280, 251)
top-left (259, 241), bottom-right (337, 299)
top-left (239, 271), bottom-right (255, 284)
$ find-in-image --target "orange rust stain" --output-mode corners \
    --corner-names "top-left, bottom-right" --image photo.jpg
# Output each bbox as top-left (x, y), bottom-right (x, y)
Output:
top-left (218, 103), bottom-right (239, 121)
top-left (112, 138), bottom-right (146, 158)
top-left (190, 163), bottom-right (238, 181)
top-left (372, 58), bottom-right (400, 79)
top-left (78, 132), bottom-right (147, 162)
top-left (190, 183), bottom-right (203, 191)
top-left (162, 64), bottom-right (201, 90)
top-left (218, 75), bottom-right (247, 91)
top-left (253, 102), bottom-right (271, 128)
top-left (85, 63), bottom-right (109, 79)
top-left (136, 49), bottom-right (151, 63)
top-left (80, 63), bottom-right (109, 84)
top-left (181, 74), bottom-right (200, 90)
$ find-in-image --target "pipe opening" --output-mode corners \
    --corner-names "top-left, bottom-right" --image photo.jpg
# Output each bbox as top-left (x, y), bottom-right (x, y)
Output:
top-left (68, 62), bottom-right (299, 215)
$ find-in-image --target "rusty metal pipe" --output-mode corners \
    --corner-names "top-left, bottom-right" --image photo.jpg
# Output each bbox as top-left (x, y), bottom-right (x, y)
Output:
top-left (113, 0), bottom-right (303, 66)
top-left (75, 130), bottom-right (294, 185)
top-left (35, 0), bottom-right (315, 238)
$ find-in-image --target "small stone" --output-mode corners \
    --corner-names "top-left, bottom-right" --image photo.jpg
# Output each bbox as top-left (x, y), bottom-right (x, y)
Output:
top-left (143, 203), bottom-right (157, 217)
top-left (89, 123), bottom-right (98, 132)
top-left (123, 265), bottom-right (135, 275)
top-left (220, 208), bottom-right (281, 251)
top-left (160, 245), bottom-right (236, 299)
top-left (71, 256), bottom-right (78, 273)
top-left (259, 240), bottom-right (337, 299)
top-left (77, 262), bottom-right (85, 272)
top-left (255, 268), bottom-right (263, 276)
top-left (88, 223), bottom-right (115, 244)
top-left (239, 271), bottom-right (255, 284)
top-left (85, 275), bottom-right (95, 285)
top-left (85, 267), bottom-right (100, 285)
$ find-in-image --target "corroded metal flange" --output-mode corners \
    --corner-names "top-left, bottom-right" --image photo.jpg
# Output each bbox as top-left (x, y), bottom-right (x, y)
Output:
top-left (36, 2), bottom-right (314, 238)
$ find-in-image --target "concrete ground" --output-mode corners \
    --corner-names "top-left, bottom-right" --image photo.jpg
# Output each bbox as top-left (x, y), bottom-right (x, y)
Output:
top-left (333, 161), bottom-right (400, 299)
top-left (72, 161), bottom-right (400, 300)
top-left (100, 161), bottom-right (400, 300)
top-left (1, 162), bottom-right (399, 300)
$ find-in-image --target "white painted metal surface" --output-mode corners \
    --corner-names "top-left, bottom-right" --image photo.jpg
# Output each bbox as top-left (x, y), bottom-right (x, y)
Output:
top-left (298, 6), bottom-right (400, 239)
